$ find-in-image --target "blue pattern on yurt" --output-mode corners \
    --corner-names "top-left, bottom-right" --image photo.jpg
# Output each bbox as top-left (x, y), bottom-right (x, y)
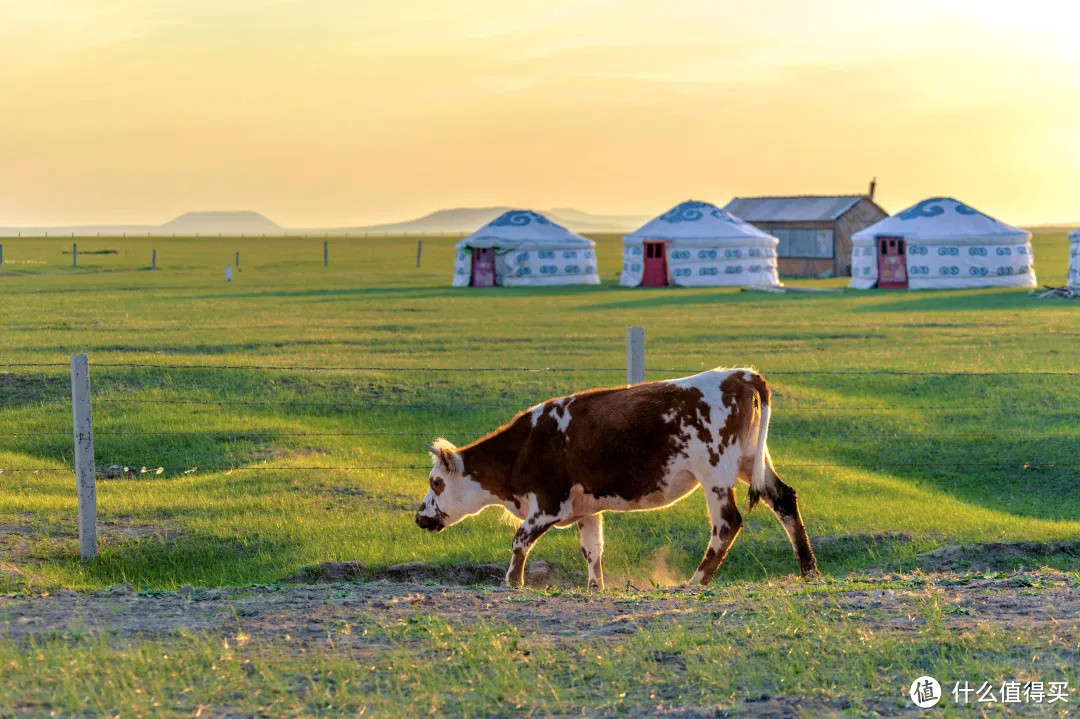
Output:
top-left (896, 198), bottom-right (989, 221)
top-left (490, 210), bottom-right (552, 227)
top-left (657, 200), bottom-right (739, 224)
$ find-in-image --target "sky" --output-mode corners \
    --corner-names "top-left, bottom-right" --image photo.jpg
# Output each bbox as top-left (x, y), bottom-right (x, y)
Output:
top-left (1, 0), bottom-right (1078, 227)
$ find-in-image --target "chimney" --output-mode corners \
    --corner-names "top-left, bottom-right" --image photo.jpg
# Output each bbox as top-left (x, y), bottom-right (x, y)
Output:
top-left (868, 177), bottom-right (877, 200)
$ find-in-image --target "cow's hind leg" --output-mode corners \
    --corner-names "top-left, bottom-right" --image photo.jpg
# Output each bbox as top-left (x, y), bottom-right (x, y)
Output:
top-left (751, 453), bottom-right (818, 577)
top-left (506, 516), bottom-right (556, 588)
top-left (690, 486), bottom-right (742, 586)
top-left (577, 514), bottom-right (604, 589)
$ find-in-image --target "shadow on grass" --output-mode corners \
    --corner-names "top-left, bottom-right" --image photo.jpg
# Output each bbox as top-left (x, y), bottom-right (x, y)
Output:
top-left (25, 338), bottom-right (386, 357)
top-left (195, 281), bottom-right (633, 303)
top-left (0, 372), bottom-right (70, 411)
top-left (85, 530), bottom-right (307, 588)
top-left (576, 288), bottom-right (786, 312)
top-left (850, 289), bottom-right (1044, 314)
top-left (12, 368), bottom-right (1080, 522)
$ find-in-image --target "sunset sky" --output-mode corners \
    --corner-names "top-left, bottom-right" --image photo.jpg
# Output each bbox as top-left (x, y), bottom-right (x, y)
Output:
top-left (2, 0), bottom-right (1078, 227)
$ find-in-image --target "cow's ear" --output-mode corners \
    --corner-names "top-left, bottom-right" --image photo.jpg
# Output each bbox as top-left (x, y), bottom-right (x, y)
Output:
top-left (427, 439), bottom-right (461, 474)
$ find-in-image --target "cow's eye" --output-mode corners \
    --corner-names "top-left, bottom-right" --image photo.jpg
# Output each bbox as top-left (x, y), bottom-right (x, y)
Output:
top-left (430, 477), bottom-right (444, 492)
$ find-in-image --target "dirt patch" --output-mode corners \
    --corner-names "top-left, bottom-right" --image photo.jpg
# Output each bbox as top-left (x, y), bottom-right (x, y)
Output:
top-left (0, 513), bottom-right (181, 542)
top-left (247, 447), bottom-right (326, 462)
top-left (95, 465), bottom-right (142, 480)
top-left (0, 569), bottom-right (1072, 648)
top-left (282, 559), bottom-right (553, 587)
top-left (0, 569), bottom-right (1076, 716)
top-left (100, 516), bottom-right (184, 540)
top-left (0, 562), bottom-right (27, 577)
top-left (0, 372), bottom-right (68, 406)
top-left (715, 695), bottom-right (905, 719)
top-left (308, 482), bottom-right (416, 511)
top-left (917, 540), bottom-right (1080, 572)
top-left (0, 513), bottom-right (183, 589)
top-left (813, 531), bottom-right (914, 552)
top-left (901, 322), bottom-right (984, 329)
top-left (282, 561), bottom-right (367, 584)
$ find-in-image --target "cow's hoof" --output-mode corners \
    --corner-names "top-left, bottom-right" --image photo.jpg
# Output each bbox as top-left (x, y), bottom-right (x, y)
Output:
top-left (686, 571), bottom-right (710, 587)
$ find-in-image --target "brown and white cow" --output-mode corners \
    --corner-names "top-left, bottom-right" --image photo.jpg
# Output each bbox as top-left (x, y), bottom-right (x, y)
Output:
top-left (414, 368), bottom-right (817, 588)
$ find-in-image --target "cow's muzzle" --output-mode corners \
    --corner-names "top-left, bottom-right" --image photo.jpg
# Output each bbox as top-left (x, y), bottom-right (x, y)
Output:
top-left (415, 513), bottom-right (444, 532)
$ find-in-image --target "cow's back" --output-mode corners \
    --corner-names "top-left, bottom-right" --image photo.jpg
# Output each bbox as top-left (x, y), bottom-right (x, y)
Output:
top-left (509, 369), bottom-right (750, 515)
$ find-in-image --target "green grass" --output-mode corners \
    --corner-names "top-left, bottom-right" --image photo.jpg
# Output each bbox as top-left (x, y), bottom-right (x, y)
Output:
top-left (1, 578), bottom-right (1076, 717)
top-left (0, 229), bottom-right (1078, 592)
top-left (2, 231), bottom-right (1079, 715)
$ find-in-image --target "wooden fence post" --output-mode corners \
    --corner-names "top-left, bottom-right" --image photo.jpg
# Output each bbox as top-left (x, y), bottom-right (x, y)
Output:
top-left (416, 240), bottom-right (423, 268)
top-left (72, 242), bottom-right (77, 268)
top-left (0, 244), bottom-right (3, 265)
top-left (151, 249), bottom-right (157, 270)
top-left (70, 354), bottom-right (97, 560)
top-left (235, 251), bottom-right (240, 270)
top-left (324, 240), bottom-right (328, 267)
top-left (626, 327), bottom-right (645, 385)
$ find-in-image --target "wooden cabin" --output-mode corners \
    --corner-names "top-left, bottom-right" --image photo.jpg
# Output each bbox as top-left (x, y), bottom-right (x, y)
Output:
top-left (722, 192), bottom-right (887, 277)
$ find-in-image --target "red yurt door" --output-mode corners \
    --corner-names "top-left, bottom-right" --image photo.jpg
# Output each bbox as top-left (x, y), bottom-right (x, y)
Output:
top-left (471, 248), bottom-right (496, 287)
top-left (876, 236), bottom-right (908, 289)
top-left (641, 242), bottom-right (668, 287)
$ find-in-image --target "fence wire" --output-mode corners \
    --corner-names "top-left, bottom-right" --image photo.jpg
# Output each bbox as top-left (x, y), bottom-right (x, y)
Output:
top-left (1, 429), bottom-right (1076, 440)
top-left (1, 460), bottom-right (1073, 475)
top-left (5, 361), bottom-right (1080, 376)
top-left (2, 360), bottom-right (1078, 478)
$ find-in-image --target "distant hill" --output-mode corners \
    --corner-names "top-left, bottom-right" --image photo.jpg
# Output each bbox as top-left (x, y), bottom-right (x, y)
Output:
top-left (160, 211), bottom-right (281, 233)
top-left (1025, 222), bottom-right (1079, 232)
top-left (0, 210), bottom-right (282, 237)
top-left (544, 208), bottom-right (654, 232)
top-left (0, 206), bottom-right (702, 237)
top-left (333, 207), bottom-right (510, 235)
top-left (333, 207), bottom-right (650, 235)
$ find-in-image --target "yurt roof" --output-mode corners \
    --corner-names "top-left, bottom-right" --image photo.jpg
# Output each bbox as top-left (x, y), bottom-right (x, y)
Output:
top-left (852, 197), bottom-right (1029, 245)
top-left (624, 200), bottom-right (778, 247)
top-left (722, 195), bottom-right (866, 222)
top-left (456, 210), bottom-right (594, 251)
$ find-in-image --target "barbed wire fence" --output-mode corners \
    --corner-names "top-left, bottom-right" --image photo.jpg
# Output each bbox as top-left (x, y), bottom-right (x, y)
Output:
top-left (2, 326), bottom-right (1078, 558)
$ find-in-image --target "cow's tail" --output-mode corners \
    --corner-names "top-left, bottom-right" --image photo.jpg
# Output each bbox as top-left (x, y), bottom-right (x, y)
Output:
top-left (746, 374), bottom-right (772, 511)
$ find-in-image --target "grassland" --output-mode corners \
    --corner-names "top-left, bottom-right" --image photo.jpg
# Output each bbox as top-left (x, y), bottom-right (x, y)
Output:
top-left (0, 229), bottom-right (1078, 715)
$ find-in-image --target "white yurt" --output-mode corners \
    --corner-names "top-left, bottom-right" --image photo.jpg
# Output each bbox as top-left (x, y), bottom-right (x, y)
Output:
top-left (1069, 228), bottom-right (1080, 291)
top-left (849, 197), bottom-right (1036, 290)
top-left (452, 210), bottom-right (600, 287)
top-left (620, 200), bottom-right (780, 287)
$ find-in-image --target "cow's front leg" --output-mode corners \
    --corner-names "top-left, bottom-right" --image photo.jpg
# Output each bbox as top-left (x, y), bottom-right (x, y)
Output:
top-left (505, 516), bottom-right (555, 588)
top-left (577, 514), bottom-right (604, 590)
top-left (690, 486), bottom-right (743, 586)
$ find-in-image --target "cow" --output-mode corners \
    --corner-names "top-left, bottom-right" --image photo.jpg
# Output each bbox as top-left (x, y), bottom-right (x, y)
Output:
top-left (414, 368), bottom-right (817, 588)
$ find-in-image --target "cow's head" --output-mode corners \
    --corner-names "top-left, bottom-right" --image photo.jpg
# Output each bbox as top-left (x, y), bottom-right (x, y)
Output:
top-left (415, 438), bottom-right (489, 532)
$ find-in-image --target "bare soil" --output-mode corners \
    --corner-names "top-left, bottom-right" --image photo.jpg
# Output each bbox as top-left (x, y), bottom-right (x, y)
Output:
top-left (2, 569), bottom-right (1077, 649)
top-left (1, 544), bottom-right (1078, 717)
